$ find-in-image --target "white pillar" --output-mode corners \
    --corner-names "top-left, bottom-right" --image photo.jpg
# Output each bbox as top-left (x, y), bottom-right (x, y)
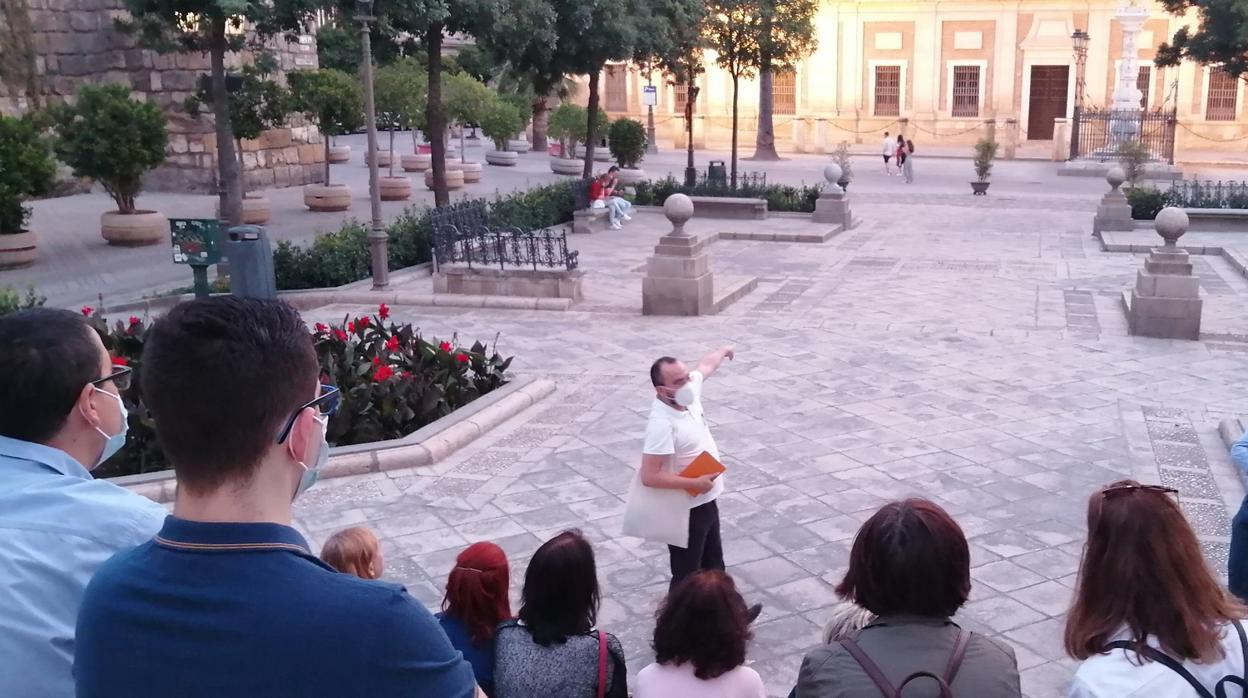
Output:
top-left (1112, 2), bottom-right (1149, 110)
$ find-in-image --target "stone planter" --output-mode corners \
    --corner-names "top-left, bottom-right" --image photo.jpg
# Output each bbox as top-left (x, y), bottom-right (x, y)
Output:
top-left (0, 230), bottom-right (38, 268)
top-left (424, 168), bottom-right (465, 190)
top-left (970, 181), bottom-right (990, 196)
top-left (550, 157), bottom-right (583, 176)
top-left (101, 210), bottom-right (167, 246)
top-left (327, 145), bottom-right (351, 163)
top-left (304, 183), bottom-right (352, 212)
top-left (366, 150), bottom-right (393, 168)
top-left (379, 176), bottom-right (412, 201)
top-left (615, 167), bottom-right (646, 185)
top-left (486, 150), bottom-right (519, 166)
top-left (460, 162), bottom-right (483, 183)
top-left (402, 153), bottom-right (432, 172)
top-left (509, 138), bottom-right (532, 153)
top-left (214, 194), bottom-right (271, 225)
top-left (575, 145), bottom-right (611, 162)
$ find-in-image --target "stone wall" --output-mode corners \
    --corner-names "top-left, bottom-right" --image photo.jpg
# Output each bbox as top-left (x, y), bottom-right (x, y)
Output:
top-left (0, 0), bottom-right (325, 193)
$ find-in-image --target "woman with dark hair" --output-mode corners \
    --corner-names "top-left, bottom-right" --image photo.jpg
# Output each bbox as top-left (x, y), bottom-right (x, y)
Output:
top-left (438, 542), bottom-right (512, 697)
top-left (494, 530), bottom-right (626, 698)
top-left (793, 498), bottom-right (1020, 697)
top-left (636, 570), bottom-right (765, 697)
top-left (1065, 480), bottom-right (1247, 696)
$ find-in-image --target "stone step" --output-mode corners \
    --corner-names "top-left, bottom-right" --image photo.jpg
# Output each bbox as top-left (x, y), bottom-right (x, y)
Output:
top-left (714, 275), bottom-right (758, 313)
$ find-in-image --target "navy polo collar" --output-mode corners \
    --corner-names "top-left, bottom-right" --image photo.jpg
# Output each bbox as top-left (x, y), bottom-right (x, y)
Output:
top-left (154, 516), bottom-right (310, 555)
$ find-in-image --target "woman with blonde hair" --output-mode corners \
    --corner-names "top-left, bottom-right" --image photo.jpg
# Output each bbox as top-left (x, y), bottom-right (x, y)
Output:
top-left (319, 526), bottom-right (383, 580)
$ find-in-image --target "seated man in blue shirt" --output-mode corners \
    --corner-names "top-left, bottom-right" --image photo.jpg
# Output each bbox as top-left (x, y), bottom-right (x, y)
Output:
top-left (1229, 428), bottom-right (1248, 600)
top-left (0, 308), bottom-right (168, 698)
top-left (75, 298), bottom-right (478, 698)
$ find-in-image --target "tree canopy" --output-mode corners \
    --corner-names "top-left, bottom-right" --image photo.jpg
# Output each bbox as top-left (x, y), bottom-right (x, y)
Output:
top-left (1156, 0), bottom-right (1248, 78)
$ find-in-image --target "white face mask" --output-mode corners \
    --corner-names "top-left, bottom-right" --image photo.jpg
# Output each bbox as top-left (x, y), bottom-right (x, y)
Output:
top-left (673, 383), bottom-right (696, 408)
top-left (293, 415), bottom-right (329, 501)
top-left (88, 387), bottom-right (128, 468)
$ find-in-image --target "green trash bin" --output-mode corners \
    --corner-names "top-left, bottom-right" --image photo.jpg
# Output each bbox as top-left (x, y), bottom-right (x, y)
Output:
top-left (707, 160), bottom-right (727, 187)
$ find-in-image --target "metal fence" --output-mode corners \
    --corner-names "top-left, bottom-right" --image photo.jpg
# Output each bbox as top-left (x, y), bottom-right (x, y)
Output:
top-left (1070, 107), bottom-right (1177, 163)
top-left (430, 200), bottom-right (578, 271)
top-left (1167, 179), bottom-right (1248, 209)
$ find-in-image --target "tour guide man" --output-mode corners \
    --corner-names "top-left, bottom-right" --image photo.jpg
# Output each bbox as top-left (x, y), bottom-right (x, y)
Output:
top-left (626, 345), bottom-right (752, 595)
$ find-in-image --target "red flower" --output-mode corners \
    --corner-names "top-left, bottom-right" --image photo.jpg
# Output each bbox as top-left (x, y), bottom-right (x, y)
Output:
top-left (332, 329), bottom-right (348, 342)
top-left (385, 336), bottom-right (400, 351)
top-left (81, 306), bottom-right (94, 316)
top-left (111, 356), bottom-right (128, 366)
top-left (455, 352), bottom-right (469, 364)
top-left (401, 370), bottom-right (413, 380)
top-left (347, 321), bottom-right (356, 333)
top-left (314, 322), bottom-right (328, 333)
top-left (371, 356), bottom-right (382, 366)
top-left (439, 341), bottom-right (452, 352)
top-left (357, 316), bottom-right (371, 329)
top-left (372, 364), bottom-right (394, 382)
top-left (379, 303), bottom-right (390, 320)
top-left (128, 316), bottom-right (141, 327)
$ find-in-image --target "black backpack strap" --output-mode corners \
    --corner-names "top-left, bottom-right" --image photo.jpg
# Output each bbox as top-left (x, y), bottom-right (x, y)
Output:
top-left (1105, 640), bottom-right (1216, 698)
top-left (1214, 620), bottom-right (1248, 698)
top-left (839, 637), bottom-right (898, 697)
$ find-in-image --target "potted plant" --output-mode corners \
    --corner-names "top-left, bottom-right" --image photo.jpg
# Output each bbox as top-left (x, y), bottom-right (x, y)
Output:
top-left (971, 138), bottom-right (999, 195)
top-left (289, 69), bottom-right (363, 212)
top-left (607, 118), bottom-right (647, 184)
top-left (373, 61), bottom-right (423, 201)
top-left (547, 103), bottom-right (587, 176)
top-left (50, 84), bottom-right (168, 245)
top-left (186, 60), bottom-right (288, 224)
top-left (833, 141), bottom-right (853, 191)
top-left (442, 73), bottom-right (494, 185)
top-left (500, 94), bottom-right (533, 153)
top-left (481, 99), bottom-right (525, 166)
top-left (0, 113), bottom-right (56, 267)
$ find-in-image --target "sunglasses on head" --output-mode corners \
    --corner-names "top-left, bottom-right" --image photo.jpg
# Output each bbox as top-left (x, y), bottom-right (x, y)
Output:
top-left (1100, 483), bottom-right (1179, 499)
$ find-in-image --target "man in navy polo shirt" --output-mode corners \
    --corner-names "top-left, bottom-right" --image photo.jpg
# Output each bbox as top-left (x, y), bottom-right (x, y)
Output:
top-left (75, 298), bottom-right (478, 697)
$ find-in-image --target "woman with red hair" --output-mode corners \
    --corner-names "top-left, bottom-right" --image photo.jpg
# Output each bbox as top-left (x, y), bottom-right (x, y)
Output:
top-left (438, 542), bottom-right (512, 697)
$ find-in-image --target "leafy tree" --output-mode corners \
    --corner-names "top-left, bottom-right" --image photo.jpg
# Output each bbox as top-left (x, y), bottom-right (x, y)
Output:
top-left (443, 72), bottom-right (495, 160)
top-left (0, 113), bottom-right (56, 234)
top-left (480, 99), bottom-right (526, 150)
top-left (374, 58), bottom-right (427, 173)
top-left (288, 69), bottom-right (363, 187)
top-left (185, 58), bottom-right (289, 196)
top-left (703, 0), bottom-right (763, 186)
top-left (50, 84), bottom-right (167, 214)
top-left (454, 44), bottom-right (497, 83)
top-left (1156, 0), bottom-right (1248, 78)
top-left (315, 21), bottom-right (414, 74)
top-left (750, 0), bottom-right (817, 161)
top-left (116, 0), bottom-right (319, 226)
top-left (641, 0), bottom-right (708, 180)
top-left (608, 118), bottom-right (646, 168)
top-left (547, 102), bottom-right (585, 156)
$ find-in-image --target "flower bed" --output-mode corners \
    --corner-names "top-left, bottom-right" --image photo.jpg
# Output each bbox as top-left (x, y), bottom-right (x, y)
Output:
top-left (630, 176), bottom-right (821, 213)
top-left (87, 303), bottom-right (512, 478)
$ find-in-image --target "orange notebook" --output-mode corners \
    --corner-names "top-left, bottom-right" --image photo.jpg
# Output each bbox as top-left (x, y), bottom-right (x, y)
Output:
top-left (678, 451), bottom-right (726, 496)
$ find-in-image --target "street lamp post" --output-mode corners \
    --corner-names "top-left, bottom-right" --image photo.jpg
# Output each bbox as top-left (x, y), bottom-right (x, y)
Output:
top-left (1070, 28), bottom-right (1090, 161)
top-left (357, 0), bottom-right (389, 289)
top-left (683, 85), bottom-right (700, 187)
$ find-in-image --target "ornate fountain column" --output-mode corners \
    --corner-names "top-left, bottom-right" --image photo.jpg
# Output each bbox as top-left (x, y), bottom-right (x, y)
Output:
top-left (1110, 1), bottom-right (1149, 142)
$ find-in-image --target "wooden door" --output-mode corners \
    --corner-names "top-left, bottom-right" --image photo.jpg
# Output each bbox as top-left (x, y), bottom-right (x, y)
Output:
top-left (1027, 66), bottom-right (1070, 140)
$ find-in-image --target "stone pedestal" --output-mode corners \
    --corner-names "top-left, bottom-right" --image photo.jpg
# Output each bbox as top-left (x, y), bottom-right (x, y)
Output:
top-left (642, 194), bottom-right (716, 316)
top-left (812, 163), bottom-right (854, 227)
top-left (1093, 166), bottom-right (1135, 235)
top-left (1127, 207), bottom-right (1203, 340)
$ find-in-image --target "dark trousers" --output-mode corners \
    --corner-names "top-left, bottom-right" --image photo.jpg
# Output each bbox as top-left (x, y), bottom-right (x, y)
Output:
top-left (1231, 496), bottom-right (1248, 600)
top-left (668, 500), bottom-right (724, 592)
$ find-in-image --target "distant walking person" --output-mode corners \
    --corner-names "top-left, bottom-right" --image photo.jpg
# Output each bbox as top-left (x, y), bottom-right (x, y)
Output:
top-left (902, 139), bottom-right (915, 184)
top-left (894, 135), bottom-right (907, 181)
top-left (881, 132), bottom-right (893, 175)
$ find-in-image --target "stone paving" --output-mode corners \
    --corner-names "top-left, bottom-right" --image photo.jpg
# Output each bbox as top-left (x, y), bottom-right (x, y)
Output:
top-left (284, 192), bottom-right (1248, 698)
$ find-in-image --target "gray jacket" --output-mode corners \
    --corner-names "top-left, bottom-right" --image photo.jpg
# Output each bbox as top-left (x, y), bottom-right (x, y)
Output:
top-left (794, 615), bottom-right (1021, 697)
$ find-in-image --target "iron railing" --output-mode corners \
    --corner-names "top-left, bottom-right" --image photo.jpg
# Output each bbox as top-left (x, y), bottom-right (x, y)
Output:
top-left (430, 200), bottom-right (578, 271)
top-left (1167, 179), bottom-right (1248, 209)
top-left (1070, 106), bottom-right (1177, 163)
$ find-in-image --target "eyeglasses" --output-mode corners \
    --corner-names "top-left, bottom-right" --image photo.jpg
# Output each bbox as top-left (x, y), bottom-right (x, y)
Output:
top-left (276, 384), bottom-right (341, 444)
top-left (1100, 483), bottom-right (1179, 499)
top-left (90, 365), bottom-right (133, 392)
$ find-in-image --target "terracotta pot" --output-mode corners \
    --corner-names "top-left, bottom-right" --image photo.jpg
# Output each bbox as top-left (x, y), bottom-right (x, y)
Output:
top-left (423, 169), bottom-right (465, 190)
top-left (379, 176), bottom-right (412, 201)
top-left (101, 210), bottom-right (166, 246)
top-left (304, 184), bottom-right (352, 212)
top-left (0, 230), bottom-right (37, 268)
top-left (327, 145), bottom-right (351, 163)
top-left (401, 153), bottom-right (432, 172)
top-left (460, 162), bottom-right (483, 183)
top-left (486, 150), bottom-right (519, 166)
top-left (550, 157), bottom-right (583, 176)
top-left (366, 150), bottom-right (393, 167)
top-left (615, 167), bottom-right (645, 185)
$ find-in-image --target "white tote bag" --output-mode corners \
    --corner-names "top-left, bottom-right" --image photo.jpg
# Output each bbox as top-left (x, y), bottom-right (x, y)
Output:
top-left (621, 469), bottom-right (691, 548)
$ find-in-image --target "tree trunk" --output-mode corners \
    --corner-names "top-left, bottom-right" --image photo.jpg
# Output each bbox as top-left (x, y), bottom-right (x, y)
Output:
top-left (236, 139), bottom-right (247, 198)
top-left (425, 25), bottom-right (448, 208)
top-left (730, 74), bottom-right (739, 188)
top-left (210, 20), bottom-right (241, 227)
top-left (531, 99), bottom-right (549, 151)
top-left (752, 67), bottom-right (781, 160)
top-left (323, 140), bottom-right (331, 185)
top-left (582, 69), bottom-right (601, 178)
top-left (387, 129), bottom-right (395, 177)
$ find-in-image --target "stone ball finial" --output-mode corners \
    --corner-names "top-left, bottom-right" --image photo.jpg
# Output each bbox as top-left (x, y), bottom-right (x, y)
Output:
top-left (823, 163), bottom-right (843, 184)
top-left (1154, 206), bottom-right (1189, 248)
top-left (664, 193), bottom-right (695, 236)
top-left (1106, 166), bottom-right (1126, 191)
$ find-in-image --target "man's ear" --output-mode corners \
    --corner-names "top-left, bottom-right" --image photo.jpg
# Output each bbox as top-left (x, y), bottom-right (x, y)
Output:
top-left (284, 407), bottom-right (316, 465)
top-left (75, 383), bottom-right (100, 428)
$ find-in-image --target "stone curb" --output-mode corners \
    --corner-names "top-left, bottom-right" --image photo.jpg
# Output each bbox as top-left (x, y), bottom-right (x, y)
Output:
top-left (281, 289), bottom-right (573, 312)
top-left (1219, 416), bottom-right (1247, 490)
top-left (117, 376), bottom-right (557, 503)
top-left (1098, 232), bottom-right (1248, 282)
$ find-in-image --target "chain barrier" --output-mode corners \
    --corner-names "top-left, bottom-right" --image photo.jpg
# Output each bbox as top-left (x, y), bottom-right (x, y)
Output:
top-left (907, 121), bottom-right (991, 138)
top-left (1176, 121), bottom-right (1248, 143)
top-left (824, 119), bottom-right (899, 135)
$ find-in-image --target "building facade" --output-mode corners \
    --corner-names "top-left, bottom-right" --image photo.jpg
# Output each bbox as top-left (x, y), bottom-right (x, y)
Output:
top-left (591, 0), bottom-right (1247, 159)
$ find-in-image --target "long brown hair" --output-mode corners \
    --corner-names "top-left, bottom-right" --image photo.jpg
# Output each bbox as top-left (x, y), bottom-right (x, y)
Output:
top-left (653, 570), bottom-right (751, 680)
top-left (1064, 480), bottom-right (1244, 662)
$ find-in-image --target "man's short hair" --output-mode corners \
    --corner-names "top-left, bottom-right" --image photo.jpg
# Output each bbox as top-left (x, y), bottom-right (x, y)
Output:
top-left (650, 356), bottom-right (677, 387)
top-left (141, 298), bottom-right (318, 495)
top-left (0, 309), bottom-right (101, 443)
top-left (607, 165), bottom-right (619, 173)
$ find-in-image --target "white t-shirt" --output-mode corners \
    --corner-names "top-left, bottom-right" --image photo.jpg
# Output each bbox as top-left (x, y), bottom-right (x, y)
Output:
top-left (642, 370), bottom-right (724, 508)
top-left (1069, 622), bottom-right (1248, 698)
top-left (635, 662), bottom-right (766, 698)
top-left (882, 137), bottom-right (893, 155)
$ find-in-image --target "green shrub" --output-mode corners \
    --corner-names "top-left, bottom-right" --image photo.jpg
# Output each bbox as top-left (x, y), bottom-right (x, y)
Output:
top-left (274, 222), bottom-right (371, 290)
top-left (1125, 187), bottom-right (1167, 220)
top-left (608, 118), bottom-right (647, 168)
top-left (1117, 140), bottom-right (1151, 187)
top-left (972, 138), bottom-right (999, 182)
top-left (488, 180), bottom-right (578, 231)
top-left (480, 100), bottom-right (526, 151)
top-left (50, 84), bottom-right (167, 213)
top-left (548, 103), bottom-right (586, 157)
top-left (631, 176), bottom-right (821, 213)
top-left (0, 285), bottom-right (46, 316)
top-left (0, 113), bottom-right (57, 233)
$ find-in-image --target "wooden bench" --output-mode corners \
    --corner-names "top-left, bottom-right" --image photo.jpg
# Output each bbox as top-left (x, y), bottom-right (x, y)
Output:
top-left (687, 196), bottom-right (767, 220)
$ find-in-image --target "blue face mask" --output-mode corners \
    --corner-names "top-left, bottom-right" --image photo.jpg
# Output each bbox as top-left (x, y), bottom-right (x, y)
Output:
top-left (90, 387), bottom-right (128, 469)
top-left (293, 415), bottom-right (328, 501)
